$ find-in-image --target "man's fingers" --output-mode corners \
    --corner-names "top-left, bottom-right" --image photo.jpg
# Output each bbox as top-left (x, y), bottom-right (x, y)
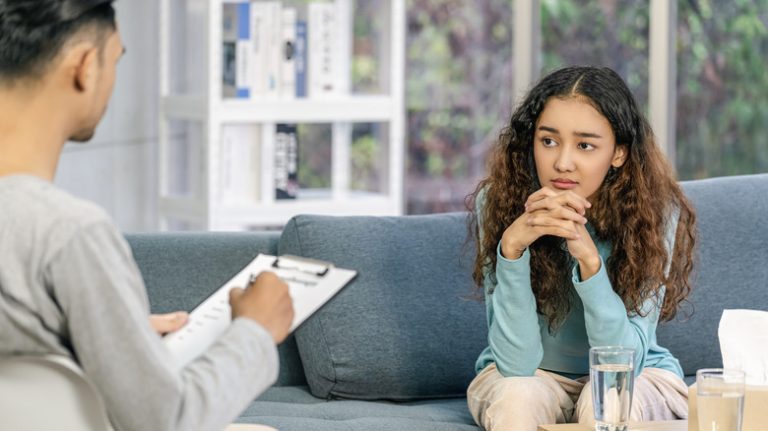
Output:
top-left (229, 287), bottom-right (245, 302)
top-left (149, 311), bottom-right (189, 334)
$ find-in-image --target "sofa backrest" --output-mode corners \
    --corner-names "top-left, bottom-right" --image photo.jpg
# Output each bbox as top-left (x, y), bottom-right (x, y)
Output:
top-left (126, 174), bottom-right (768, 395)
top-left (657, 174), bottom-right (768, 376)
top-left (126, 232), bottom-right (306, 387)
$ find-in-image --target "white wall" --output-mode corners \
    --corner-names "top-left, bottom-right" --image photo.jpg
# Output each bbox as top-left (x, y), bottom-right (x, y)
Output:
top-left (55, 0), bottom-right (158, 232)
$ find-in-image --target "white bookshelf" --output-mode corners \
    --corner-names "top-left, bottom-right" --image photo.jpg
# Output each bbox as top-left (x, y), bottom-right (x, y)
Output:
top-left (158, 0), bottom-right (405, 230)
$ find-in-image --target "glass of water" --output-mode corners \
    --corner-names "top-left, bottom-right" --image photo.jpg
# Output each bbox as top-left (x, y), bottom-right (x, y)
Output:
top-left (590, 346), bottom-right (635, 431)
top-left (696, 368), bottom-right (745, 431)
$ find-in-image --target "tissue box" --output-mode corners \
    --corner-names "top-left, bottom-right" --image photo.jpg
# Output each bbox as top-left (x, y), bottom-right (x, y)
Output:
top-left (688, 384), bottom-right (768, 431)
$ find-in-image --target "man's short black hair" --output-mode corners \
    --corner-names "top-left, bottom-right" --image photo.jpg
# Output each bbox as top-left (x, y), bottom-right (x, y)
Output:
top-left (0, 0), bottom-right (116, 82)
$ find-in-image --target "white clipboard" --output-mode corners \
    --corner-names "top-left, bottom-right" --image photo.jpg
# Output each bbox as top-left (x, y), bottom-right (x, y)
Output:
top-left (163, 254), bottom-right (357, 367)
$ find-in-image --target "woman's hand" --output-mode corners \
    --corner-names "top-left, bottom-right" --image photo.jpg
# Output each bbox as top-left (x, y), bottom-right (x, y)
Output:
top-left (149, 311), bottom-right (189, 335)
top-left (523, 187), bottom-right (601, 278)
top-left (566, 222), bottom-right (602, 280)
top-left (501, 187), bottom-right (600, 276)
top-left (500, 187), bottom-right (589, 259)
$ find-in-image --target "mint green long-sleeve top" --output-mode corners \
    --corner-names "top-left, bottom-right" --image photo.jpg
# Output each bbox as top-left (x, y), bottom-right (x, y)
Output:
top-left (474, 191), bottom-right (683, 379)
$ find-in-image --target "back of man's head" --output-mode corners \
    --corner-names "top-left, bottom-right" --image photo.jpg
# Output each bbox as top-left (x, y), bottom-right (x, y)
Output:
top-left (0, 0), bottom-right (116, 85)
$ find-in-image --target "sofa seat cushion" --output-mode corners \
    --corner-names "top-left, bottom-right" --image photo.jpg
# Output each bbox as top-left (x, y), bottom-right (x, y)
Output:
top-left (237, 386), bottom-right (480, 431)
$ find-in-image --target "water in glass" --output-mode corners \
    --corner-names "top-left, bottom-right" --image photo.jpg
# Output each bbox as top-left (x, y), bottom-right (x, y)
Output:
top-left (591, 363), bottom-right (633, 431)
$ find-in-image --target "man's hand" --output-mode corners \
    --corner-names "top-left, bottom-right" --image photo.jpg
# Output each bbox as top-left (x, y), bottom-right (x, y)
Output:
top-left (229, 272), bottom-right (295, 344)
top-left (149, 311), bottom-right (189, 335)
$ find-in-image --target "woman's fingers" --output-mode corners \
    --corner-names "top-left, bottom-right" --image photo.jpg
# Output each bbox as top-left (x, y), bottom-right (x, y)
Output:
top-left (524, 187), bottom-right (559, 207)
top-left (525, 190), bottom-right (591, 215)
top-left (527, 214), bottom-right (581, 239)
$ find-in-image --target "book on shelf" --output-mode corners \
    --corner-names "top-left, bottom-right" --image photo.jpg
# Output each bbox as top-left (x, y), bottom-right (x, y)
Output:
top-left (221, 1), bottom-right (337, 100)
top-left (249, 1), bottom-right (282, 98)
top-left (280, 7), bottom-right (297, 98)
top-left (308, 2), bottom-right (336, 98)
top-left (274, 124), bottom-right (299, 200)
top-left (219, 124), bottom-right (261, 204)
top-left (294, 19), bottom-right (308, 98)
top-left (222, 2), bottom-right (252, 99)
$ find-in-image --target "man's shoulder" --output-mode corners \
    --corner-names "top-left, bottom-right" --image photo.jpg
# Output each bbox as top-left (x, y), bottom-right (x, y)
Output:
top-left (0, 175), bottom-right (115, 240)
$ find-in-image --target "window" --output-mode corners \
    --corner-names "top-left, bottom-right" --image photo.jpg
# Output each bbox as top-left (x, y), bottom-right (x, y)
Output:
top-left (541, 0), bottom-right (649, 111)
top-left (404, 0), bottom-right (514, 214)
top-left (676, 0), bottom-right (768, 179)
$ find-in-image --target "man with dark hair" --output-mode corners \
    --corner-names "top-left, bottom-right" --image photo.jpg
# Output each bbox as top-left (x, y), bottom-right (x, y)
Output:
top-left (0, 1), bottom-right (293, 430)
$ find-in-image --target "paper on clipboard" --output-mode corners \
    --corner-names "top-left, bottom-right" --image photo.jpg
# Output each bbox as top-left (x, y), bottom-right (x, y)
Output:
top-left (163, 254), bottom-right (356, 367)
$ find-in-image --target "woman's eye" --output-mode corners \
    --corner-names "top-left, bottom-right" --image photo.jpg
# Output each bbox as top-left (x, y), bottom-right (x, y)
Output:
top-left (542, 138), bottom-right (557, 147)
top-left (577, 142), bottom-right (595, 151)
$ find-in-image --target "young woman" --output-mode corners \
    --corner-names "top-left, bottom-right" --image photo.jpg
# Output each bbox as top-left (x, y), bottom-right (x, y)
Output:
top-left (466, 66), bottom-right (696, 430)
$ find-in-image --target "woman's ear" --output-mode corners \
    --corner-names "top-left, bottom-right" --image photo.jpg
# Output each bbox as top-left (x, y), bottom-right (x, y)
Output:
top-left (612, 144), bottom-right (628, 168)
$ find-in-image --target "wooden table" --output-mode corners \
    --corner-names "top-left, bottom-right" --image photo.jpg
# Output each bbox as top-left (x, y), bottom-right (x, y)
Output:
top-left (537, 420), bottom-right (687, 431)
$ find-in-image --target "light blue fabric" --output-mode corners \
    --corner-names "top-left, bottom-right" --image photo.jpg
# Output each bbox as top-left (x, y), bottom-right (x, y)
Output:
top-left (473, 188), bottom-right (683, 379)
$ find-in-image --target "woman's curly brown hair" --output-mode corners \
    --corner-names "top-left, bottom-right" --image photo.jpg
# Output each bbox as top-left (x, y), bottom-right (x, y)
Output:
top-left (468, 66), bottom-right (696, 330)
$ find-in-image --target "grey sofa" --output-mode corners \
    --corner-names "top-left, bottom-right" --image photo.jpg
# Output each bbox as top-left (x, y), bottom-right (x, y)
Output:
top-left (126, 174), bottom-right (768, 431)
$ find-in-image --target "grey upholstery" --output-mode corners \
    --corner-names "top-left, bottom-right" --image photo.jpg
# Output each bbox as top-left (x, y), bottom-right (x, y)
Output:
top-left (279, 213), bottom-right (486, 400)
top-left (123, 174), bottom-right (767, 431)
top-left (657, 174), bottom-right (768, 376)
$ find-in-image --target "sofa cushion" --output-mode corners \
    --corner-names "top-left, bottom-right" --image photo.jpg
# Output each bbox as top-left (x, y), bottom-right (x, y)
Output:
top-left (236, 386), bottom-right (479, 431)
top-left (279, 213), bottom-right (487, 400)
top-left (657, 174), bottom-right (768, 375)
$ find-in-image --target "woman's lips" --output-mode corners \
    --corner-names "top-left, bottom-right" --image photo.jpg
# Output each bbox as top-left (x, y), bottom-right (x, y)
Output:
top-left (552, 179), bottom-right (578, 190)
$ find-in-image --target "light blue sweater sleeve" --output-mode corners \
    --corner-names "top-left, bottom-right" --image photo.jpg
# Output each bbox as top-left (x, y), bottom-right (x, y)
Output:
top-left (572, 206), bottom-right (679, 377)
top-left (485, 246), bottom-right (544, 376)
top-left (571, 259), bottom-right (663, 377)
top-left (476, 188), bottom-right (543, 376)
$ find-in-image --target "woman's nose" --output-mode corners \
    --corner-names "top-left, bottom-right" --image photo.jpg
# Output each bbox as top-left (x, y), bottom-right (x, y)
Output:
top-left (554, 147), bottom-right (575, 172)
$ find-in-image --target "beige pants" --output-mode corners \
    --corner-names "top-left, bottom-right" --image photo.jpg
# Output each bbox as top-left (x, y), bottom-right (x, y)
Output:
top-left (467, 363), bottom-right (688, 431)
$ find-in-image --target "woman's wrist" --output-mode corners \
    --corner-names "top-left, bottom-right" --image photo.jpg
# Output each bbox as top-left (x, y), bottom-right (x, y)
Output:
top-left (576, 254), bottom-right (602, 280)
top-left (501, 241), bottom-right (527, 260)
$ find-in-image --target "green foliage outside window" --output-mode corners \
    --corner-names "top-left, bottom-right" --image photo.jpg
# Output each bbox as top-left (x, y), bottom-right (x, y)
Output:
top-left (345, 0), bottom-right (766, 215)
top-left (676, 0), bottom-right (768, 179)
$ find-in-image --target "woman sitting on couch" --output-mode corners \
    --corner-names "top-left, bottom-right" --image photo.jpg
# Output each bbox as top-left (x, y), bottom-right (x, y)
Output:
top-left (466, 66), bottom-right (696, 430)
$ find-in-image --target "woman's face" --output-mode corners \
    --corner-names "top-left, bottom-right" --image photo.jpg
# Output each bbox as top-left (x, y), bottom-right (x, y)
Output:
top-left (533, 97), bottom-right (627, 200)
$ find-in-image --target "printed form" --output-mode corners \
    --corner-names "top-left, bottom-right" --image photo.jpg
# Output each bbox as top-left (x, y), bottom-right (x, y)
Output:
top-left (164, 254), bottom-right (356, 367)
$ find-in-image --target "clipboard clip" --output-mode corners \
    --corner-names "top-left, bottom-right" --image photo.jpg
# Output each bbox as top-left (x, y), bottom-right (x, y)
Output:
top-left (272, 255), bottom-right (332, 277)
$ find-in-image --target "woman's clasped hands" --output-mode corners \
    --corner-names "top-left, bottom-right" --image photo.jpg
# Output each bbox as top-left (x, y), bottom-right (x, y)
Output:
top-left (500, 187), bottom-right (602, 279)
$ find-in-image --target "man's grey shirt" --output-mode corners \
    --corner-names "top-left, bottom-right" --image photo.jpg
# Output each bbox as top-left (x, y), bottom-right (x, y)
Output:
top-left (0, 175), bottom-right (278, 431)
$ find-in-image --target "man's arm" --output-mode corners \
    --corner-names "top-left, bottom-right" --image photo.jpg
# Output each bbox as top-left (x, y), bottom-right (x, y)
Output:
top-left (47, 220), bottom-right (280, 431)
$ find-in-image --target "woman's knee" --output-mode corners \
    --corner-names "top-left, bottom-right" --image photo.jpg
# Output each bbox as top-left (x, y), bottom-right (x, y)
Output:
top-left (481, 376), bottom-right (567, 429)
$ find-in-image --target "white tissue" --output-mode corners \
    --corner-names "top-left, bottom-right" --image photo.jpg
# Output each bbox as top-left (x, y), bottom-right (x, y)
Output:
top-left (719, 309), bottom-right (768, 386)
